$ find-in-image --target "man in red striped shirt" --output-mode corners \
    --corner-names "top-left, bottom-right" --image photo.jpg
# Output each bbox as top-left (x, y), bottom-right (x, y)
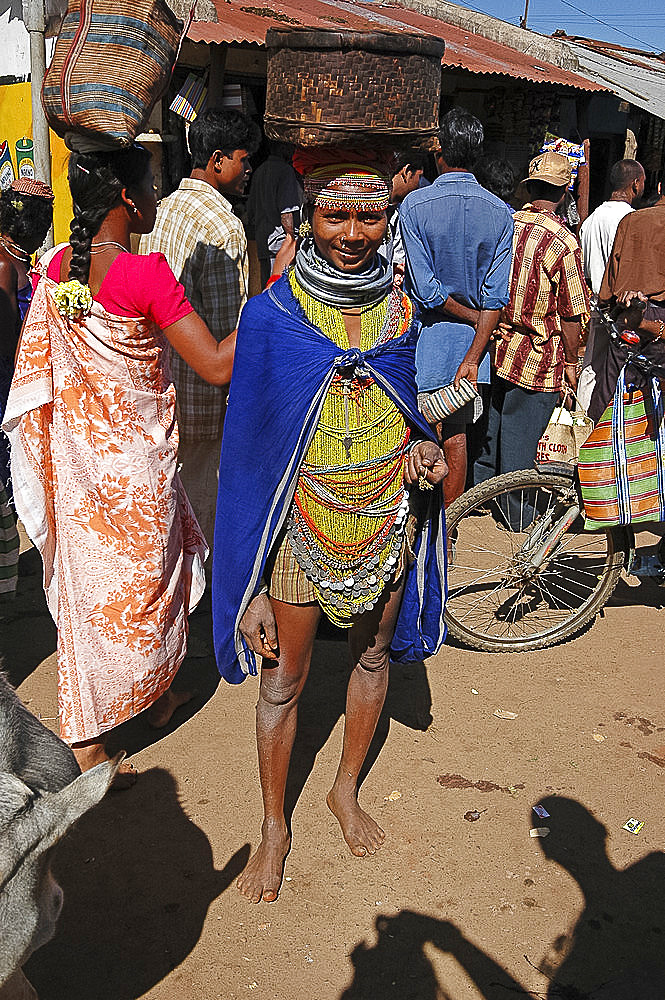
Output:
top-left (474, 150), bottom-right (589, 483)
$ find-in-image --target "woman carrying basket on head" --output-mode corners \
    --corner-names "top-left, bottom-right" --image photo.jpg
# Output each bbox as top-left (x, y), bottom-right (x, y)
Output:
top-left (3, 144), bottom-right (235, 786)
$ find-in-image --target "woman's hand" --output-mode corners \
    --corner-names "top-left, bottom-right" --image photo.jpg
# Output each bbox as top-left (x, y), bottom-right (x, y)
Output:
top-left (404, 440), bottom-right (448, 486)
top-left (270, 234), bottom-right (297, 279)
top-left (163, 313), bottom-right (237, 386)
top-left (239, 593), bottom-right (279, 661)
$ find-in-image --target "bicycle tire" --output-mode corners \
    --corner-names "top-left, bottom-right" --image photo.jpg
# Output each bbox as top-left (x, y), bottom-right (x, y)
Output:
top-left (444, 469), bottom-right (627, 653)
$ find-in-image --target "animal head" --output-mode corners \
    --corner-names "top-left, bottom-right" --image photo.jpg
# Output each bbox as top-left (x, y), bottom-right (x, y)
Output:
top-left (0, 754), bottom-right (122, 983)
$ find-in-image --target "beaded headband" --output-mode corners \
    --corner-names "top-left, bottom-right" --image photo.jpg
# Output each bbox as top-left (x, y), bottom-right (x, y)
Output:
top-left (10, 178), bottom-right (54, 201)
top-left (303, 164), bottom-right (390, 212)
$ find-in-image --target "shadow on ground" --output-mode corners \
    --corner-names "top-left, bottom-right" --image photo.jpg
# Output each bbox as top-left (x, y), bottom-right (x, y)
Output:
top-left (608, 576), bottom-right (665, 610)
top-left (338, 796), bottom-right (665, 1000)
top-left (25, 766), bottom-right (250, 1000)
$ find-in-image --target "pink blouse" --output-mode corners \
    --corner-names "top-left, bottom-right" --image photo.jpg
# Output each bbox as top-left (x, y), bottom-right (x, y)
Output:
top-left (45, 248), bottom-right (194, 329)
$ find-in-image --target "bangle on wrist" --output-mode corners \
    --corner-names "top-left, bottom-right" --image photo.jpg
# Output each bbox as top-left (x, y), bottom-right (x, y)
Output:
top-left (657, 320), bottom-right (665, 341)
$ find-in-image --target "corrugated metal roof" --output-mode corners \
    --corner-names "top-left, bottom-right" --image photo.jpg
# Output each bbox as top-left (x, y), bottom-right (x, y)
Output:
top-left (556, 35), bottom-right (665, 118)
top-left (188, 0), bottom-right (603, 91)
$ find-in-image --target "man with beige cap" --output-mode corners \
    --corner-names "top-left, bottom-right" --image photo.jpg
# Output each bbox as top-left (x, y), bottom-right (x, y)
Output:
top-left (474, 150), bottom-right (589, 485)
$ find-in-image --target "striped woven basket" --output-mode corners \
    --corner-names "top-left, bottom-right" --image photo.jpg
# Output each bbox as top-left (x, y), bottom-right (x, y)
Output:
top-left (42, 0), bottom-right (184, 149)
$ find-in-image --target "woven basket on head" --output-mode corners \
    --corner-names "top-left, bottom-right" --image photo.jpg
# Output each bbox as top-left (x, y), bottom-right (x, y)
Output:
top-left (42, 0), bottom-right (183, 150)
top-left (264, 28), bottom-right (445, 150)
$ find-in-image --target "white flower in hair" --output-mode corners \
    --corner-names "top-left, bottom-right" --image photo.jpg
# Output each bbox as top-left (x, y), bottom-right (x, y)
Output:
top-left (53, 279), bottom-right (93, 320)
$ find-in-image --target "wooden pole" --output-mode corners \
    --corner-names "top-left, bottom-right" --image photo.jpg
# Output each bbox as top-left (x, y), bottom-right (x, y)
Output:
top-left (577, 138), bottom-right (590, 225)
top-left (207, 43), bottom-right (227, 109)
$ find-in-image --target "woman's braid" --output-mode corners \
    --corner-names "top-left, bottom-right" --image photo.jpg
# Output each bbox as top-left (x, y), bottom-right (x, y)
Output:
top-left (68, 202), bottom-right (111, 284)
top-left (66, 147), bottom-right (150, 284)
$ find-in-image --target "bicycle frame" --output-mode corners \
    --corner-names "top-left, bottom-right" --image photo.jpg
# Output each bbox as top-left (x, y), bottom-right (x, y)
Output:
top-left (530, 461), bottom-right (635, 572)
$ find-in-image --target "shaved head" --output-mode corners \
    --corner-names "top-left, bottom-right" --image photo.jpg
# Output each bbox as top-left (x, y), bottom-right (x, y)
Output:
top-left (609, 158), bottom-right (645, 193)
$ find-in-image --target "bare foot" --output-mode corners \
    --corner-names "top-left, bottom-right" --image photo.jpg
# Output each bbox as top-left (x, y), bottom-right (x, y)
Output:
top-left (237, 820), bottom-right (291, 903)
top-left (72, 743), bottom-right (137, 790)
top-left (327, 785), bottom-right (385, 856)
top-left (146, 689), bottom-right (194, 729)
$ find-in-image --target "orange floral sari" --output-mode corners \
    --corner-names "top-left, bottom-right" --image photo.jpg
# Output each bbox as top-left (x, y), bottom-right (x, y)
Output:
top-left (3, 256), bottom-right (206, 743)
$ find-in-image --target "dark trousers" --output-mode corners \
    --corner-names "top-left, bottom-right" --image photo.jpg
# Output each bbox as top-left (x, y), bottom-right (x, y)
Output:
top-left (473, 375), bottom-right (559, 485)
top-left (259, 257), bottom-right (272, 289)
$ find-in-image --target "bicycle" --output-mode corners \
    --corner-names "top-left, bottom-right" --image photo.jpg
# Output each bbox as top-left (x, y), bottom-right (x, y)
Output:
top-left (443, 304), bottom-right (664, 653)
top-left (443, 461), bottom-right (632, 652)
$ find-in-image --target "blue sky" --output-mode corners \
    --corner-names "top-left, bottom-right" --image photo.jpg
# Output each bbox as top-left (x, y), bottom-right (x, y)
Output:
top-left (462, 0), bottom-right (665, 54)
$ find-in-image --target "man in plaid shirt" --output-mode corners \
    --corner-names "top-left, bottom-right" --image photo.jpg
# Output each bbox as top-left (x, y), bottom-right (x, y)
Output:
top-left (141, 109), bottom-right (260, 574)
top-left (474, 150), bottom-right (589, 484)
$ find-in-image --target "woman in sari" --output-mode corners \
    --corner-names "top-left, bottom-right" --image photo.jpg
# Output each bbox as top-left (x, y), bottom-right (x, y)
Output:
top-left (213, 149), bottom-right (448, 901)
top-left (4, 144), bottom-right (235, 785)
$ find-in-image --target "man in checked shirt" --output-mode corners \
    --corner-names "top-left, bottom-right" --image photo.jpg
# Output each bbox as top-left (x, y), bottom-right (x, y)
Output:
top-left (473, 150), bottom-right (589, 486)
top-left (141, 109), bottom-right (260, 576)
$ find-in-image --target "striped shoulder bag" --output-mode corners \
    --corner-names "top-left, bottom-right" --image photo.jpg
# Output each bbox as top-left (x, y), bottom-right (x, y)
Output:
top-left (578, 364), bottom-right (665, 529)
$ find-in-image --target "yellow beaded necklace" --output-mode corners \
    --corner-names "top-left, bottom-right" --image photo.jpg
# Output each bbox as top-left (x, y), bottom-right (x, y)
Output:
top-left (288, 272), bottom-right (410, 625)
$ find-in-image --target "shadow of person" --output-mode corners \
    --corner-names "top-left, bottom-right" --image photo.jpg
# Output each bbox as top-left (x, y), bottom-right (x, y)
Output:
top-left (533, 795), bottom-right (665, 999)
top-left (339, 798), bottom-right (665, 1000)
top-left (609, 575), bottom-right (665, 610)
top-left (338, 910), bottom-right (529, 1000)
top-left (283, 641), bottom-right (432, 828)
top-left (24, 767), bottom-right (250, 1000)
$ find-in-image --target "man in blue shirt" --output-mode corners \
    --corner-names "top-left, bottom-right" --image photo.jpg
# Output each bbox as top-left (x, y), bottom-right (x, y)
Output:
top-left (401, 108), bottom-right (514, 507)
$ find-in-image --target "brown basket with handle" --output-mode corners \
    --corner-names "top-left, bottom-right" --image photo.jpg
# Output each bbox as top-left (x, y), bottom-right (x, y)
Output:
top-left (42, 0), bottom-right (184, 150)
top-left (264, 28), bottom-right (445, 150)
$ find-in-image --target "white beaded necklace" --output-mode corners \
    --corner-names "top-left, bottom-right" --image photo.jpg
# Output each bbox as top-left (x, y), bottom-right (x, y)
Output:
top-left (89, 241), bottom-right (129, 254)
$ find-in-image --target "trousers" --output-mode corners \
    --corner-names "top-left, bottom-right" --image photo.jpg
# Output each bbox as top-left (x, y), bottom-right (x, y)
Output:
top-left (178, 435), bottom-right (223, 582)
top-left (473, 375), bottom-right (559, 484)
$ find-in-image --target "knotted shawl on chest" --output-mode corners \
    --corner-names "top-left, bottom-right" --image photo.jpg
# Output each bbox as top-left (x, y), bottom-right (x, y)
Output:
top-left (212, 275), bottom-right (447, 683)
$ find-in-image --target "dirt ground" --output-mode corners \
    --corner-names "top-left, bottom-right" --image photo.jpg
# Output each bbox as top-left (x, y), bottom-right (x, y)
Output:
top-left (4, 525), bottom-right (665, 1000)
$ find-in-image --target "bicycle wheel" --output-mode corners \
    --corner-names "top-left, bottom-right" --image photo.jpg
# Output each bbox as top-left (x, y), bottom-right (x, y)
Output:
top-left (444, 469), bottom-right (627, 652)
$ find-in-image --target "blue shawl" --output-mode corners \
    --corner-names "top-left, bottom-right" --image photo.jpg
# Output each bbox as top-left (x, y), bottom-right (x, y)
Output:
top-left (212, 276), bottom-right (447, 684)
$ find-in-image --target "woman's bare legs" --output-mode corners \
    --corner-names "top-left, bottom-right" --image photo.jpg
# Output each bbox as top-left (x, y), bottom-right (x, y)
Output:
top-left (237, 599), bottom-right (321, 903)
top-left (238, 574), bottom-right (406, 900)
top-left (327, 573), bottom-right (405, 855)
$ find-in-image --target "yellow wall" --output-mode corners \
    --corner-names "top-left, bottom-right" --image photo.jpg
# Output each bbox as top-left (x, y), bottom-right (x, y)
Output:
top-left (0, 80), bottom-right (72, 244)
